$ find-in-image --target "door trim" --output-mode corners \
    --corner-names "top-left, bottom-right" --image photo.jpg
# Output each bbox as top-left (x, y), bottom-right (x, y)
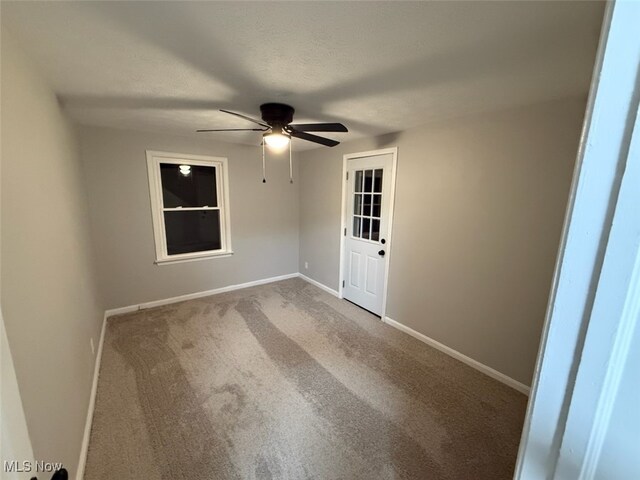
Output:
top-left (338, 147), bottom-right (399, 320)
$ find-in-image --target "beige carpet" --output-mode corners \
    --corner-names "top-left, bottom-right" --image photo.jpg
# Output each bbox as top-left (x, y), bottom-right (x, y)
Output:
top-left (84, 278), bottom-right (527, 479)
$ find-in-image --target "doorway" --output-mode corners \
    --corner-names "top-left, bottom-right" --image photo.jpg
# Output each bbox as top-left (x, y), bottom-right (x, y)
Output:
top-left (339, 148), bottom-right (398, 317)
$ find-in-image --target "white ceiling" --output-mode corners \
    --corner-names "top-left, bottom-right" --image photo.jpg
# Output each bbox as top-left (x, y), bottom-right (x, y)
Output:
top-left (2, 1), bottom-right (604, 150)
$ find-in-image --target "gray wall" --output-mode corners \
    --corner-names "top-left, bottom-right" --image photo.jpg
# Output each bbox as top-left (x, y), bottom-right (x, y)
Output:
top-left (1, 29), bottom-right (104, 475)
top-left (298, 97), bottom-right (586, 385)
top-left (78, 126), bottom-right (299, 310)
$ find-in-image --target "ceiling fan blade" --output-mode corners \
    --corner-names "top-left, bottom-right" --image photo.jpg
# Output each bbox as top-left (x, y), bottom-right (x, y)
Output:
top-left (289, 130), bottom-right (339, 147)
top-left (220, 109), bottom-right (270, 128)
top-left (288, 123), bottom-right (348, 133)
top-left (197, 128), bottom-right (269, 132)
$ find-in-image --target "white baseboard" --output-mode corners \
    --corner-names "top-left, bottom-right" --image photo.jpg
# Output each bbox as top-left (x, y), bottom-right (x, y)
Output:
top-left (294, 275), bottom-right (528, 395)
top-left (76, 313), bottom-right (107, 480)
top-left (384, 316), bottom-right (530, 395)
top-left (298, 273), bottom-right (340, 298)
top-left (293, 276), bottom-right (529, 394)
top-left (104, 273), bottom-right (300, 318)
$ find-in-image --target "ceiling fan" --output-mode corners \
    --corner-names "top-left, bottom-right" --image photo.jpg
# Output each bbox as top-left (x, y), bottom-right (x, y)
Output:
top-left (197, 103), bottom-right (348, 148)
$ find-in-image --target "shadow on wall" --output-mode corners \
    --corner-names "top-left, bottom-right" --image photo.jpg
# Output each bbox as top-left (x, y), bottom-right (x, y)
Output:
top-left (373, 131), bottom-right (403, 149)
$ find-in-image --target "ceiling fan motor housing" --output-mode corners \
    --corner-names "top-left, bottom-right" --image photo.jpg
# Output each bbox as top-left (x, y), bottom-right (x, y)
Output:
top-left (260, 103), bottom-right (295, 129)
top-left (200, 104), bottom-right (344, 147)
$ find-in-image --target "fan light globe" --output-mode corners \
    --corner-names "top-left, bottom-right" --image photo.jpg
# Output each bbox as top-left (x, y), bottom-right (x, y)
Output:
top-left (179, 165), bottom-right (191, 176)
top-left (264, 132), bottom-right (291, 151)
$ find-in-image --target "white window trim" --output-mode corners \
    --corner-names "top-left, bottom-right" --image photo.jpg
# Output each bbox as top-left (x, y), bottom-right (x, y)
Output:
top-left (146, 150), bottom-right (233, 265)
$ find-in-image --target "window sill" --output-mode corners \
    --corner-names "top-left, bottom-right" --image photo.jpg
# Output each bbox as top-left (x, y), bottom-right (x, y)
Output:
top-left (155, 251), bottom-right (234, 265)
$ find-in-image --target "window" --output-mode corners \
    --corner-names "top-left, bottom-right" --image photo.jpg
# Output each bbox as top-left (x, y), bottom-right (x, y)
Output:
top-left (146, 151), bottom-right (232, 264)
top-left (352, 168), bottom-right (383, 241)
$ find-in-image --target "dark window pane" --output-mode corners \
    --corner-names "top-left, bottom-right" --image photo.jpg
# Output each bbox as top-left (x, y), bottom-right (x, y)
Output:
top-left (371, 219), bottom-right (380, 241)
top-left (354, 194), bottom-right (363, 215)
top-left (160, 163), bottom-right (217, 208)
top-left (363, 194), bottom-right (372, 216)
top-left (355, 171), bottom-right (363, 193)
top-left (362, 217), bottom-right (371, 240)
top-left (164, 210), bottom-right (221, 255)
top-left (372, 194), bottom-right (382, 218)
top-left (364, 170), bottom-right (373, 192)
top-left (374, 169), bottom-right (383, 193)
top-left (353, 216), bottom-right (361, 238)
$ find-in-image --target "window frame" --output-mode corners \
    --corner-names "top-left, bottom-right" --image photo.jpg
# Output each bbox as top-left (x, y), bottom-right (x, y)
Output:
top-left (146, 150), bottom-right (233, 265)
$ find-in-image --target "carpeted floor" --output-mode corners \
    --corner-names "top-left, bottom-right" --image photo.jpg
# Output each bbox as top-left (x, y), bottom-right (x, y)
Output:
top-left (84, 278), bottom-right (527, 480)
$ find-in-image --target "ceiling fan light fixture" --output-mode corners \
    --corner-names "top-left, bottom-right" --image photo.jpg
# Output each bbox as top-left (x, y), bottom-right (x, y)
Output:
top-left (263, 131), bottom-right (291, 151)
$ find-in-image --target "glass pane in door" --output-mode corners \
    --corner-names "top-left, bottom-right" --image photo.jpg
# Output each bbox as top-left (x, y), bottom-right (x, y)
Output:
top-left (355, 171), bottom-right (363, 192)
top-left (363, 194), bottom-right (372, 216)
top-left (364, 170), bottom-right (373, 192)
top-left (354, 194), bottom-right (363, 215)
top-left (374, 169), bottom-right (383, 193)
top-left (372, 194), bottom-right (381, 218)
top-left (353, 216), bottom-right (362, 238)
top-left (371, 219), bottom-right (380, 241)
top-left (362, 218), bottom-right (371, 240)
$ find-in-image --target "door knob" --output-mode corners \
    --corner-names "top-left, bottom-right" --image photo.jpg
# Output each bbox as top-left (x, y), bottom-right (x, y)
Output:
top-left (378, 250), bottom-right (386, 257)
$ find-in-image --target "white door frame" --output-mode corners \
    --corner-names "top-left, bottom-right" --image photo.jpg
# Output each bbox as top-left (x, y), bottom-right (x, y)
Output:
top-left (338, 147), bottom-right (399, 320)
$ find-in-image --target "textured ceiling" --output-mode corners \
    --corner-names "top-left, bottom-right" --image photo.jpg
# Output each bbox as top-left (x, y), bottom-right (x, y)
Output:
top-left (2, 1), bottom-right (604, 150)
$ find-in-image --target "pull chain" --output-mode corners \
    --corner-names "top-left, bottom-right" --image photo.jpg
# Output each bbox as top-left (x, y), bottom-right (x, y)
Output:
top-left (289, 141), bottom-right (293, 184)
top-left (262, 140), bottom-right (266, 183)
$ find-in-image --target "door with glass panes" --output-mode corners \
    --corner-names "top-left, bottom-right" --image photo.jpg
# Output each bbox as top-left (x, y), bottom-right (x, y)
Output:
top-left (343, 153), bottom-right (393, 315)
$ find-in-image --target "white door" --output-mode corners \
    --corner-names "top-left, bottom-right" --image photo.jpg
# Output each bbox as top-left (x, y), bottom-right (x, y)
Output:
top-left (342, 152), bottom-right (394, 316)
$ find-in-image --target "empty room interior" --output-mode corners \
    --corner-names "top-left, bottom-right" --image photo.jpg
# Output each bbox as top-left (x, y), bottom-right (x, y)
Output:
top-left (1, 1), bottom-right (611, 479)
